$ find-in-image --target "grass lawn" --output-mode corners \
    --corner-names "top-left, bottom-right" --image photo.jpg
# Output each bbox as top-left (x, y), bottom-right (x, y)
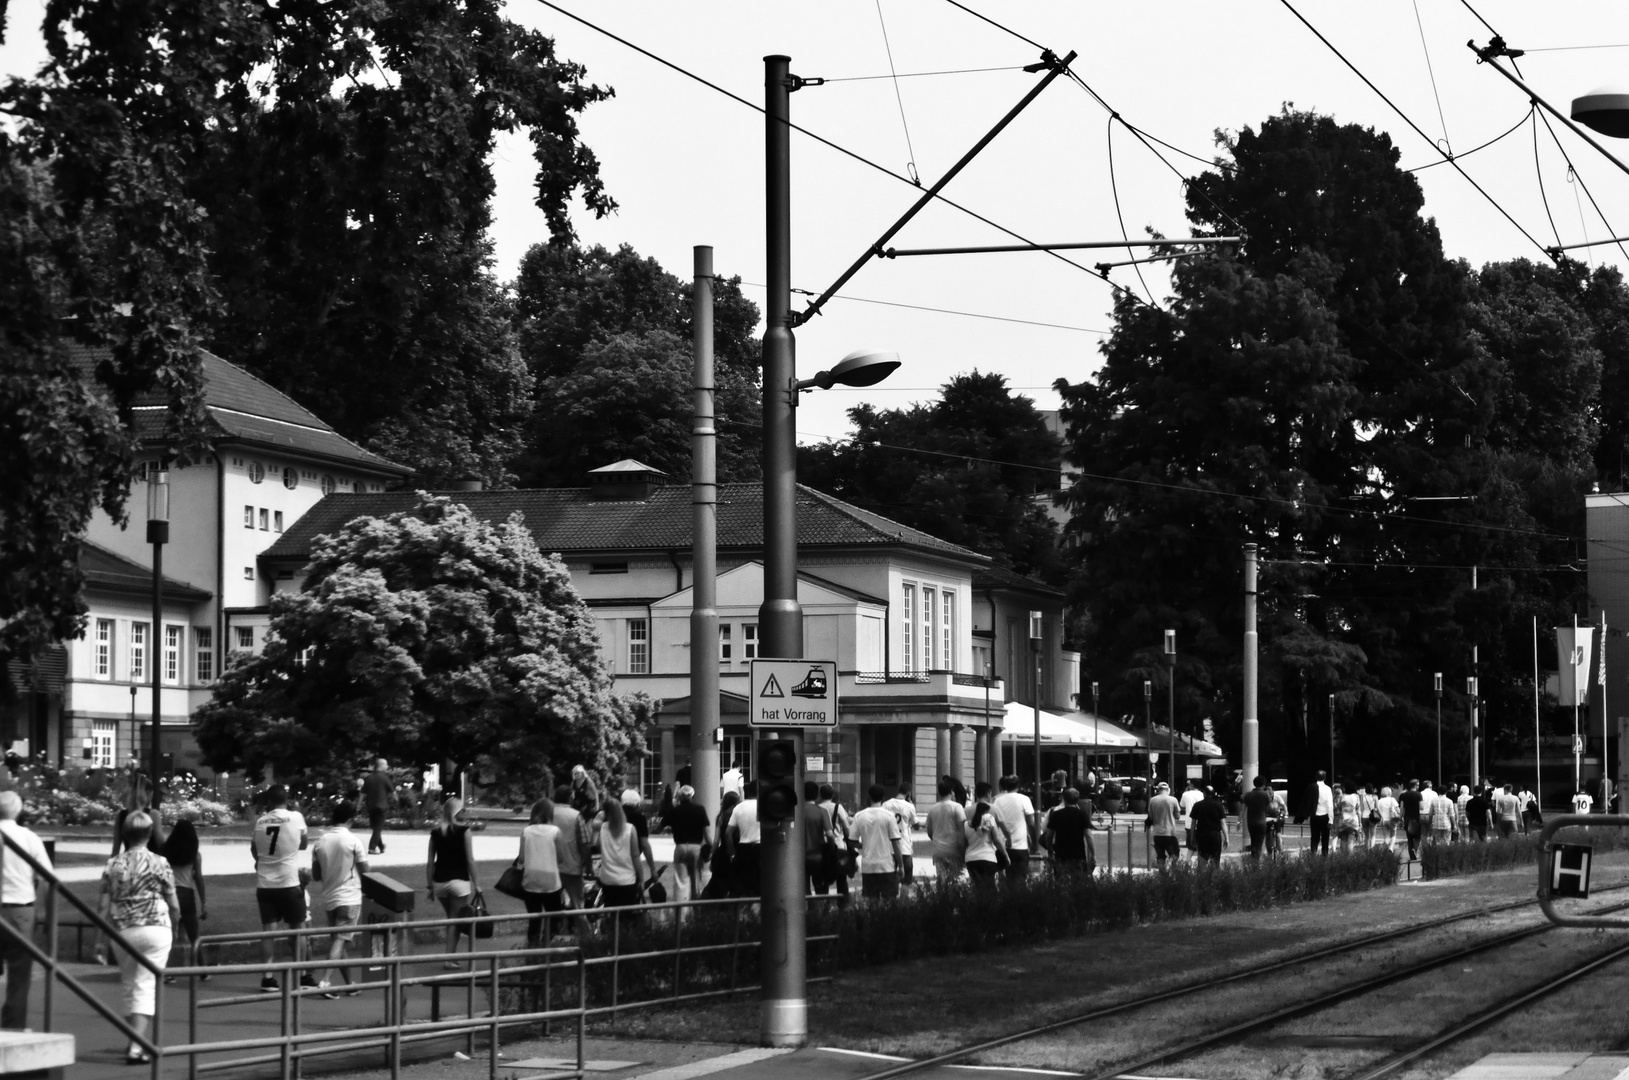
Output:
top-left (599, 850), bottom-right (1629, 1068)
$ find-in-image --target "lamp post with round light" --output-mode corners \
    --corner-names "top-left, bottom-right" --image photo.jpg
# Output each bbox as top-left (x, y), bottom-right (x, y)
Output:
top-left (146, 469), bottom-right (169, 807)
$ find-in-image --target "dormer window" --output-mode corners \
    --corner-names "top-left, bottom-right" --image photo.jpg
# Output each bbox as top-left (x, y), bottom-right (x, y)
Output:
top-left (590, 562), bottom-right (629, 575)
top-left (248, 462), bottom-right (265, 483)
top-left (282, 467), bottom-right (298, 490)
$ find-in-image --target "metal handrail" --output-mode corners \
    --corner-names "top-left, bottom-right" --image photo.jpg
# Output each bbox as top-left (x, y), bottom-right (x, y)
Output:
top-left (1536, 813), bottom-right (1629, 928)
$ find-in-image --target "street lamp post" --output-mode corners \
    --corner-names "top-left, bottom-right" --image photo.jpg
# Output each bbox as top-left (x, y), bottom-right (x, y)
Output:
top-left (759, 53), bottom-right (900, 1050)
top-left (1328, 693), bottom-right (1336, 782)
top-left (1143, 679), bottom-right (1153, 783)
top-left (1434, 673), bottom-right (1443, 789)
top-left (146, 469), bottom-right (169, 808)
top-left (1163, 631), bottom-right (1176, 789)
top-left (1091, 680), bottom-right (1100, 777)
top-left (1030, 611), bottom-right (1042, 805)
top-left (1467, 676), bottom-right (1480, 788)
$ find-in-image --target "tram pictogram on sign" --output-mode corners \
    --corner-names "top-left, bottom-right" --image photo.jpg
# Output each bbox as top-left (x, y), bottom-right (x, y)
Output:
top-left (750, 660), bottom-right (838, 728)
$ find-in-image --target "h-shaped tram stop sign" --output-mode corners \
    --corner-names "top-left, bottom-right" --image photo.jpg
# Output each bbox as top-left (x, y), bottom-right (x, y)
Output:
top-left (1537, 813), bottom-right (1629, 927)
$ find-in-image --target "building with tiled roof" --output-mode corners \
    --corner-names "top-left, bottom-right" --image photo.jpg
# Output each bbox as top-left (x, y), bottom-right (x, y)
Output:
top-left (9, 348), bottom-right (413, 774)
top-left (260, 461), bottom-right (1082, 803)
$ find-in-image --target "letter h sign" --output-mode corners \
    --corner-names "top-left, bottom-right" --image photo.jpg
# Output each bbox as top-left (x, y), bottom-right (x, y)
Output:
top-left (1551, 844), bottom-right (1592, 899)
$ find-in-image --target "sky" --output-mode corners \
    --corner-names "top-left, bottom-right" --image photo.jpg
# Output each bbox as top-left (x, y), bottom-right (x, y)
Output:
top-left (9, 1), bottom-right (1629, 445)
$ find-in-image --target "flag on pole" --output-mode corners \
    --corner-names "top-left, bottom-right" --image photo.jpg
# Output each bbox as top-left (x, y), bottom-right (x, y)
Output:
top-left (1557, 625), bottom-right (1594, 706)
top-left (1600, 612), bottom-right (1609, 687)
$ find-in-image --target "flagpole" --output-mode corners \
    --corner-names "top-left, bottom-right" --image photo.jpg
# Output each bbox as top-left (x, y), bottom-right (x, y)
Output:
top-left (1601, 612), bottom-right (1610, 813)
top-left (1574, 612), bottom-right (1582, 795)
top-left (1533, 616), bottom-right (1541, 815)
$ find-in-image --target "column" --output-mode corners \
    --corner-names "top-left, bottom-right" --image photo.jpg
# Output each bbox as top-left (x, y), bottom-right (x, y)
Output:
top-left (987, 729), bottom-right (1003, 787)
top-left (949, 725), bottom-right (965, 788)
top-left (659, 727), bottom-right (677, 791)
top-left (935, 727), bottom-right (951, 783)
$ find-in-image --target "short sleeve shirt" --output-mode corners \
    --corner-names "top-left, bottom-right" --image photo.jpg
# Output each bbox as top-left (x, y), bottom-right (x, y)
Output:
top-left (849, 806), bottom-right (901, 873)
top-left (730, 800), bottom-right (760, 845)
top-left (1047, 806), bottom-right (1090, 860)
top-left (881, 797), bottom-right (916, 857)
top-left (252, 808), bottom-right (308, 889)
top-left (990, 792), bottom-right (1034, 851)
top-left (0, 821), bottom-right (50, 904)
top-left (313, 826), bottom-right (366, 910)
top-left (666, 802), bottom-right (710, 845)
top-left (102, 849), bottom-right (174, 931)
top-left (925, 800), bottom-right (968, 858)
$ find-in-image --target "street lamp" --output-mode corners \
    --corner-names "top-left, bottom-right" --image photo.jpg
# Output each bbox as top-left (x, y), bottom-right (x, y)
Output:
top-left (1467, 676), bottom-right (1479, 789)
top-left (146, 468), bottom-right (169, 809)
top-left (1328, 693), bottom-right (1336, 781)
top-left (1434, 673), bottom-right (1443, 789)
top-left (758, 54), bottom-right (901, 1050)
top-left (1090, 680), bottom-right (1100, 777)
top-left (1143, 679), bottom-right (1153, 783)
top-left (1163, 630), bottom-right (1176, 789)
top-left (1030, 611), bottom-right (1043, 806)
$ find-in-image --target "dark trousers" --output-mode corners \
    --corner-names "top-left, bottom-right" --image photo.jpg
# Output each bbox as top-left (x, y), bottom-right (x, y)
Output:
top-left (1405, 819), bottom-right (1422, 858)
top-left (1247, 820), bottom-right (1267, 858)
top-left (1196, 831), bottom-right (1223, 864)
top-left (521, 888), bottom-right (564, 945)
top-left (0, 904), bottom-right (34, 1029)
top-left (861, 872), bottom-right (899, 900)
top-left (368, 808), bottom-right (387, 852)
top-left (1005, 850), bottom-right (1031, 881)
top-left (730, 844), bottom-right (760, 898)
top-left (1310, 814), bottom-right (1331, 855)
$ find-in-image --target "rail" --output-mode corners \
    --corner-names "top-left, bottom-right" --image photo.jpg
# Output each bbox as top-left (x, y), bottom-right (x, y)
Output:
top-left (1536, 813), bottom-right (1629, 927)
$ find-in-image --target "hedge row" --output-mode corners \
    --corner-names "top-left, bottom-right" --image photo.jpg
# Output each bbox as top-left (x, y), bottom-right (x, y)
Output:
top-left (1420, 824), bottom-right (1629, 880)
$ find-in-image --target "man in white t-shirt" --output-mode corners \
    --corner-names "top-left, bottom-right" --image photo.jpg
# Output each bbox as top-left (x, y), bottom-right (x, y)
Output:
top-left (1178, 779), bottom-right (1205, 856)
top-left (250, 785), bottom-right (312, 993)
top-left (1573, 788), bottom-right (1594, 815)
top-left (311, 801), bottom-right (369, 996)
top-left (727, 782), bottom-right (761, 898)
top-left (990, 775), bottom-right (1036, 881)
top-left (0, 791), bottom-right (50, 1030)
top-left (880, 784), bottom-right (918, 886)
top-left (849, 784), bottom-right (903, 900)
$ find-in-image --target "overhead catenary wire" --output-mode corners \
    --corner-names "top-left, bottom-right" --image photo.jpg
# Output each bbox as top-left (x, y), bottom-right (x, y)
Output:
top-left (873, 0), bottom-right (921, 184)
top-left (734, 280), bottom-right (1111, 334)
top-left (1411, 0), bottom-right (1452, 154)
top-left (1106, 118), bottom-right (1156, 305)
top-left (1405, 105), bottom-right (1532, 172)
top-left (1276, 0), bottom-right (1554, 260)
top-left (1534, 107), bottom-right (1629, 265)
top-left (1534, 110), bottom-right (1565, 250)
top-left (821, 65), bottom-right (1026, 83)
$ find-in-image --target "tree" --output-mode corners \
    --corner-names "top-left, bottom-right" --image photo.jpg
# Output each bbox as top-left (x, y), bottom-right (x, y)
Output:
top-left (798, 372), bottom-right (1063, 580)
top-left (1058, 109), bottom-right (1588, 785)
top-left (194, 495), bottom-right (653, 792)
top-left (509, 242), bottom-right (763, 486)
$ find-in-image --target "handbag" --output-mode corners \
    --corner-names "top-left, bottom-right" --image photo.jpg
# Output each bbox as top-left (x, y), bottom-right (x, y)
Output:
top-left (495, 859), bottom-right (526, 899)
top-left (469, 890), bottom-right (494, 938)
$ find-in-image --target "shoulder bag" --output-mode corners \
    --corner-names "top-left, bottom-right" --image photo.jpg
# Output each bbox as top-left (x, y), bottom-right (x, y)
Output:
top-left (495, 856), bottom-right (526, 899)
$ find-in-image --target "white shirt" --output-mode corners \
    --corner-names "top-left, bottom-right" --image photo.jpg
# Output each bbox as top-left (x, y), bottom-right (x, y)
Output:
top-left (1573, 793), bottom-right (1594, 814)
top-left (881, 796), bottom-right (917, 857)
top-left (0, 820), bottom-right (50, 905)
top-left (520, 823), bottom-right (562, 893)
top-left (252, 808), bottom-right (308, 889)
top-left (721, 769), bottom-right (744, 798)
top-left (730, 799), bottom-right (760, 845)
top-left (312, 825), bottom-right (366, 910)
top-left (1313, 782), bottom-right (1333, 817)
top-left (990, 791), bottom-right (1035, 851)
top-left (849, 806), bottom-right (901, 873)
top-left (1376, 796), bottom-right (1400, 824)
top-left (1178, 788), bottom-right (1204, 827)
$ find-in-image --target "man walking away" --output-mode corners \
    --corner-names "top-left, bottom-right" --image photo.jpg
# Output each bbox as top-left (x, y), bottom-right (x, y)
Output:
top-left (1241, 775), bottom-right (1274, 858)
top-left (1178, 780), bottom-right (1204, 858)
top-left (849, 785), bottom-right (903, 901)
top-left (881, 784), bottom-right (918, 887)
top-left (1044, 789), bottom-right (1094, 874)
top-left (1493, 784), bottom-right (1520, 839)
top-left (0, 792), bottom-right (50, 1029)
top-left (1518, 784), bottom-right (1539, 833)
top-left (1376, 786), bottom-right (1401, 849)
top-left (362, 759), bottom-right (393, 855)
top-left (990, 775), bottom-right (1037, 881)
top-left (1145, 782), bottom-right (1182, 869)
top-left (665, 785), bottom-right (710, 902)
top-left (1573, 787), bottom-right (1593, 815)
top-left (925, 779), bottom-right (967, 883)
top-left (311, 802), bottom-right (368, 996)
top-left (250, 785), bottom-right (315, 993)
top-left (727, 781), bottom-right (761, 898)
top-left (1298, 771), bottom-right (1333, 855)
top-left (1428, 781), bottom-right (1455, 846)
top-left (1190, 786), bottom-right (1228, 864)
top-left (800, 781), bottom-right (833, 895)
top-left (1465, 786), bottom-right (1493, 843)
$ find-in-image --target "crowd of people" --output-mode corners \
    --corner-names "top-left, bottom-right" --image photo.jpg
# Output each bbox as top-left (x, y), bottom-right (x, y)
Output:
top-left (1285, 770), bottom-right (1547, 858)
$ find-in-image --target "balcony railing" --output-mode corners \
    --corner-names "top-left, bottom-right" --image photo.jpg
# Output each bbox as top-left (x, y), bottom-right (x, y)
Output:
top-left (848, 669), bottom-right (1000, 687)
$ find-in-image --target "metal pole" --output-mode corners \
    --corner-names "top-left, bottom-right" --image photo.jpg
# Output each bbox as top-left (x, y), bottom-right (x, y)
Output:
top-left (1091, 682), bottom-right (1100, 780)
top-left (149, 535), bottom-right (165, 806)
top-left (1435, 672), bottom-right (1443, 789)
top-left (1328, 694), bottom-right (1335, 781)
top-left (758, 53), bottom-right (805, 1050)
top-left (1575, 613), bottom-right (1582, 794)
top-left (1241, 545), bottom-right (1259, 799)
top-left (1166, 662), bottom-right (1176, 791)
top-left (1471, 565), bottom-right (1480, 789)
top-left (1033, 642), bottom-right (1042, 806)
top-left (1534, 617), bottom-right (1542, 811)
top-left (691, 245), bottom-right (722, 825)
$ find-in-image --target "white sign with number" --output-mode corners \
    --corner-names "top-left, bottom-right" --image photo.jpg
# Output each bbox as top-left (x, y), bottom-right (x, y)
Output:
top-left (749, 659), bottom-right (839, 728)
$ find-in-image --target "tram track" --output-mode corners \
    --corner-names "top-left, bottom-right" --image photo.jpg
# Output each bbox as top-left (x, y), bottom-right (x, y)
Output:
top-left (853, 883), bottom-right (1629, 1080)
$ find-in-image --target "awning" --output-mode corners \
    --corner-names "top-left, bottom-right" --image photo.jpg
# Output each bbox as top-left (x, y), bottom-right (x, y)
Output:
top-left (1131, 725), bottom-right (1226, 759)
top-left (999, 702), bottom-right (1143, 748)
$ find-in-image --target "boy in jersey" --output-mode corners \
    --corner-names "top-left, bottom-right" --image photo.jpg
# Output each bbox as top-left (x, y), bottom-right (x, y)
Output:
top-left (251, 786), bottom-right (315, 992)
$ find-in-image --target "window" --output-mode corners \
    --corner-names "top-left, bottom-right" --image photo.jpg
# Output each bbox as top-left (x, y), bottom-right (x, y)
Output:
top-left (941, 593), bottom-right (955, 670)
top-left (244, 567), bottom-right (255, 580)
top-left (273, 510), bottom-right (283, 532)
top-left (94, 619), bottom-right (113, 679)
top-left (743, 623), bottom-right (758, 661)
top-left (627, 619), bottom-right (649, 674)
top-left (248, 461), bottom-right (265, 483)
top-left (91, 721), bottom-right (115, 769)
top-left (590, 562), bottom-right (629, 575)
top-left (973, 642), bottom-right (992, 680)
top-left (195, 627), bottom-right (213, 683)
top-left (282, 467), bottom-right (298, 490)
top-left (235, 626), bottom-right (254, 651)
top-left (320, 475), bottom-right (336, 495)
top-left (164, 625), bottom-right (182, 683)
top-left (129, 622), bottom-right (147, 681)
top-left (640, 746), bottom-right (663, 804)
top-left (244, 505), bottom-right (254, 528)
top-left (921, 587), bottom-right (937, 670)
top-left (902, 584), bottom-right (916, 672)
top-left (719, 624), bottom-right (732, 662)
top-left (259, 508), bottom-right (269, 531)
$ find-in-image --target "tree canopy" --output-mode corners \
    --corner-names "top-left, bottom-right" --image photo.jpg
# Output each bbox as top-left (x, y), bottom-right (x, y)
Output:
top-left (799, 371), bottom-right (1063, 581)
top-left (195, 495), bottom-right (652, 792)
top-left (1058, 108), bottom-right (1596, 785)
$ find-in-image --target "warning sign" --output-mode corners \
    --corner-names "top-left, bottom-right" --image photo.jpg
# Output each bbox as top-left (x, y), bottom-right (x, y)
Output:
top-left (749, 659), bottom-right (838, 728)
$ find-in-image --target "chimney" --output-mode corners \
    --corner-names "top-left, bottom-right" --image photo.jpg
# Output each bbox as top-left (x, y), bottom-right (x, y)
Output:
top-left (587, 459), bottom-right (667, 501)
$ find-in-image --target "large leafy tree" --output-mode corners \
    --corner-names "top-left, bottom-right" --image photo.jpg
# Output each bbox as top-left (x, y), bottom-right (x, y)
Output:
top-left (799, 372), bottom-right (1063, 580)
top-left (509, 242), bottom-right (762, 486)
top-left (1059, 109), bottom-right (1589, 785)
top-left (195, 495), bottom-right (652, 792)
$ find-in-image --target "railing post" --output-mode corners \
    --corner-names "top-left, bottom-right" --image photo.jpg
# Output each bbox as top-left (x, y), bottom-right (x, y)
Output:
top-left (280, 964), bottom-right (293, 1080)
top-left (610, 908), bottom-right (621, 1019)
top-left (727, 901), bottom-right (743, 997)
top-left (575, 950), bottom-right (586, 1080)
top-left (488, 953), bottom-right (500, 1080)
top-left (389, 958), bottom-right (402, 1080)
top-left (672, 903), bottom-right (683, 998)
top-left (189, 957), bottom-right (199, 1080)
top-left (42, 879), bottom-right (56, 1030)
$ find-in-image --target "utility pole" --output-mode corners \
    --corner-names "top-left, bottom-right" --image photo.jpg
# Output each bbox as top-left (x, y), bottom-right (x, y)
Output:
top-left (1328, 693), bottom-right (1336, 781)
top-left (1434, 672), bottom-right (1443, 789)
top-left (1471, 565), bottom-right (1480, 789)
top-left (1241, 545), bottom-right (1259, 800)
top-left (1164, 630), bottom-right (1176, 789)
top-left (757, 54), bottom-right (806, 1049)
top-left (1031, 611), bottom-right (1042, 805)
top-left (690, 245), bottom-right (721, 828)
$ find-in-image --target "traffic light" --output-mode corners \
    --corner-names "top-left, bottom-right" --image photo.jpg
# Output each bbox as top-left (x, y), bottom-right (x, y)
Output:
top-left (758, 739), bottom-right (798, 823)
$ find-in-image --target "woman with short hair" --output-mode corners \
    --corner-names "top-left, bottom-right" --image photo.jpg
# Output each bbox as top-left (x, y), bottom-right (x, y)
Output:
top-left (97, 810), bottom-right (180, 1065)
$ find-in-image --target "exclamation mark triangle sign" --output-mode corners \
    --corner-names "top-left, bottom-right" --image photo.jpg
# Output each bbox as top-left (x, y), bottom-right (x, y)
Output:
top-left (760, 674), bottom-right (785, 698)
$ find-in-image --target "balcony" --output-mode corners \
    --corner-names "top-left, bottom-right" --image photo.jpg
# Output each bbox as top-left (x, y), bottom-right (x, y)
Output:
top-left (843, 669), bottom-right (1002, 703)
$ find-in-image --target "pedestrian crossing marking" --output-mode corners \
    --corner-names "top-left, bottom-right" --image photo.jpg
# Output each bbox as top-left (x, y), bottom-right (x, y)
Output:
top-left (759, 674), bottom-right (785, 698)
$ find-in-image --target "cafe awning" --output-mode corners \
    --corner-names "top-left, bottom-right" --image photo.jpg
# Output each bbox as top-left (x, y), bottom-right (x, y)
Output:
top-left (999, 702), bottom-right (1144, 748)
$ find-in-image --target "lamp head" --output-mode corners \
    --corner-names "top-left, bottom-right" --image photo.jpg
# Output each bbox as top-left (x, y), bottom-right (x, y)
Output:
top-left (1573, 88), bottom-right (1629, 139)
top-left (796, 348), bottom-right (901, 392)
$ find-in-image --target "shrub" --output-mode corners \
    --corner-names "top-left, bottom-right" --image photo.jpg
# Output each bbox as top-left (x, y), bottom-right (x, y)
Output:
top-left (1421, 825), bottom-right (1629, 880)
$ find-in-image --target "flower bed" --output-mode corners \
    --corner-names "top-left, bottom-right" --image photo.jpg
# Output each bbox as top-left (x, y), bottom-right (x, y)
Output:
top-left (0, 764), bottom-right (233, 827)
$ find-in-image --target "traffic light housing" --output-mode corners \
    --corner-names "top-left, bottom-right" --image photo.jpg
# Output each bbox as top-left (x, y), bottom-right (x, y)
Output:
top-left (758, 739), bottom-right (798, 823)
